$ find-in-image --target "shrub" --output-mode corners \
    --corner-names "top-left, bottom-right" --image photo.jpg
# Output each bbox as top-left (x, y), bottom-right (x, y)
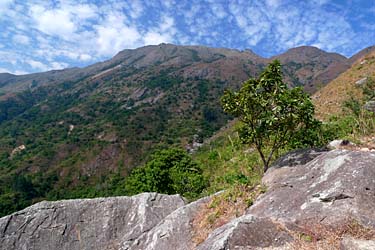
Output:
top-left (124, 148), bottom-right (207, 199)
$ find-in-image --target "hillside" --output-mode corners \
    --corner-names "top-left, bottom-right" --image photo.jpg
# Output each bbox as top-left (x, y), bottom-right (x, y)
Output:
top-left (313, 49), bottom-right (375, 119)
top-left (0, 43), bottom-right (371, 217)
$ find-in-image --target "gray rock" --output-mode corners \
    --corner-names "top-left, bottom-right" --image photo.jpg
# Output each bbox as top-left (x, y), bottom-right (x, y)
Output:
top-left (197, 214), bottom-right (292, 250)
top-left (355, 77), bottom-right (368, 86)
top-left (364, 100), bottom-right (375, 113)
top-left (125, 195), bottom-right (213, 250)
top-left (249, 150), bottom-right (375, 227)
top-left (328, 139), bottom-right (354, 149)
top-left (0, 193), bottom-right (186, 250)
top-left (270, 148), bottom-right (328, 170)
top-left (340, 237), bottom-right (375, 250)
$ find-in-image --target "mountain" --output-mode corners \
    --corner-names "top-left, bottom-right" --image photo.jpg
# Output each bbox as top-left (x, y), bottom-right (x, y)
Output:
top-left (313, 47), bottom-right (375, 119)
top-left (273, 46), bottom-right (350, 93)
top-left (0, 43), bottom-right (370, 216)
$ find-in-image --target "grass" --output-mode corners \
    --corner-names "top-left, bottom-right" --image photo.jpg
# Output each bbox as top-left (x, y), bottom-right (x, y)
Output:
top-left (288, 219), bottom-right (375, 250)
top-left (193, 122), bottom-right (264, 195)
top-left (191, 184), bottom-right (266, 245)
top-left (190, 122), bottom-right (271, 245)
top-left (313, 50), bottom-right (375, 120)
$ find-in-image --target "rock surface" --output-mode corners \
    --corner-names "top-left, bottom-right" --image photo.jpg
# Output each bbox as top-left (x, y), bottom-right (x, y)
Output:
top-left (197, 149), bottom-right (375, 250)
top-left (250, 150), bottom-right (375, 227)
top-left (197, 214), bottom-right (292, 250)
top-left (270, 148), bottom-right (328, 169)
top-left (0, 193), bottom-right (185, 250)
top-left (364, 100), bottom-right (375, 113)
top-left (340, 237), bottom-right (375, 250)
top-left (125, 195), bottom-right (212, 250)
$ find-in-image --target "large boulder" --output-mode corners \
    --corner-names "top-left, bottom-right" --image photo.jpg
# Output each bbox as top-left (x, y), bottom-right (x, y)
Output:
top-left (196, 149), bottom-right (375, 249)
top-left (249, 149), bottom-right (375, 227)
top-left (0, 193), bottom-right (186, 250)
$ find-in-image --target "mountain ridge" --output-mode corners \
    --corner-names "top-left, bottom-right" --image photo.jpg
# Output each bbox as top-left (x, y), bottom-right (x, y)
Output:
top-left (3, 43), bottom-right (373, 95)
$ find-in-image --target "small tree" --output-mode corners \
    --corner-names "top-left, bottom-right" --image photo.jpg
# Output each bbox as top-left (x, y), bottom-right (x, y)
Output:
top-left (221, 60), bottom-right (320, 172)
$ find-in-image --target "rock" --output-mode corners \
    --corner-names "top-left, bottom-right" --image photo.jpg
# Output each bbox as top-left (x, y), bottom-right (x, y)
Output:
top-left (197, 214), bottom-right (292, 250)
top-left (340, 237), bottom-right (375, 250)
top-left (0, 193), bottom-right (185, 250)
top-left (328, 139), bottom-right (354, 149)
top-left (249, 150), bottom-right (375, 228)
top-left (125, 195), bottom-right (213, 250)
top-left (355, 77), bottom-right (367, 86)
top-left (10, 144), bottom-right (26, 158)
top-left (364, 100), bottom-right (375, 113)
top-left (270, 148), bottom-right (328, 170)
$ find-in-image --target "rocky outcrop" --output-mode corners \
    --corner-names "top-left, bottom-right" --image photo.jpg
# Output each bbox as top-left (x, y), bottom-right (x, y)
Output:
top-left (0, 193), bottom-right (186, 250)
top-left (197, 214), bottom-right (292, 250)
top-left (197, 149), bottom-right (375, 249)
top-left (125, 195), bottom-right (212, 250)
top-left (1, 149), bottom-right (375, 249)
top-left (249, 150), bottom-right (375, 227)
top-left (270, 147), bottom-right (328, 169)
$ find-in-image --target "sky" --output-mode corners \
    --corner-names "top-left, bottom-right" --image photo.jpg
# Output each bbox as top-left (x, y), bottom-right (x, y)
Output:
top-left (0, 0), bottom-right (374, 75)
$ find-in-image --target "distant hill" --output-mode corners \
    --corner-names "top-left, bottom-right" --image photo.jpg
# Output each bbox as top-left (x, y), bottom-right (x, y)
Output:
top-left (0, 43), bottom-right (372, 216)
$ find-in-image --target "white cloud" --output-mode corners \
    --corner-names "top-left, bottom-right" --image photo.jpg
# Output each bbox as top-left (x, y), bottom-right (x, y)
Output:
top-left (79, 54), bottom-right (92, 61)
top-left (128, 0), bottom-right (144, 19)
top-left (143, 32), bottom-right (172, 45)
top-left (96, 25), bottom-right (141, 56)
top-left (0, 67), bottom-right (29, 75)
top-left (27, 59), bottom-right (49, 71)
top-left (51, 61), bottom-right (69, 70)
top-left (31, 6), bottom-right (76, 39)
top-left (209, 3), bottom-right (227, 19)
top-left (13, 34), bottom-right (30, 45)
top-left (0, 0), bottom-right (14, 16)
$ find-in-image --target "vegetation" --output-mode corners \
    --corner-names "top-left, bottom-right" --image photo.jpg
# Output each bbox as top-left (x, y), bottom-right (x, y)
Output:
top-left (221, 60), bottom-right (322, 172)
top-left (0, 65), bottom-right (230, 216)
top-left (124, 148), bottom-right (207, 199)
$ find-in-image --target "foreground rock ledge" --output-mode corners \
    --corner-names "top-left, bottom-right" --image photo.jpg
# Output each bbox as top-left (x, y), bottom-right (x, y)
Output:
top-left (1, 149), bottom-right (375, 250)
top-left (0, 193), bottom-right (186, 250)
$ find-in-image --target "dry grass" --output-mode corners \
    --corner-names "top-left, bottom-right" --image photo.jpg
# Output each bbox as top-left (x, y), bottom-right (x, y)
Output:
top-left (289, 219), bottom-right (375, 250)
top-left (313, 50), bottom-right (375, 120)
top-left (191, 184), bottom-right (265, 245)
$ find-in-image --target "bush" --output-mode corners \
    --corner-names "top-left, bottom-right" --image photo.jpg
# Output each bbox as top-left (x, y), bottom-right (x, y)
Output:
top-left (124, 148), bottom-right (207, 199)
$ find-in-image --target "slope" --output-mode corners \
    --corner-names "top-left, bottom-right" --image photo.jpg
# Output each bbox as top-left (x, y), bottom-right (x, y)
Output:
top-left (313, 49), bottom-right (375, 119)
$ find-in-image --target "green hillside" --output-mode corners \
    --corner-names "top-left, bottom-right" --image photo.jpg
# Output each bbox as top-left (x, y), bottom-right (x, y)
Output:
top-left (0, 44), bottom-right (370, 217)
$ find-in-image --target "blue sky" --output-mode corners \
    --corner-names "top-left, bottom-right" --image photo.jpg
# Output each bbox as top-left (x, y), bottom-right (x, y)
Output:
top-left (0, 0), bottom-right (374, 75)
